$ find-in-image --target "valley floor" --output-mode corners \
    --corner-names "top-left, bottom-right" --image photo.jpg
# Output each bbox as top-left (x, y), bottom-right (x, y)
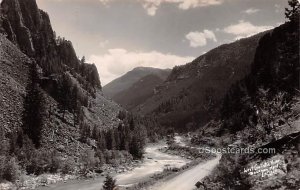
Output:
top-left (33, 136), bottom-right (221, 190)
top-left (37, 141), bottom-right (190, 190)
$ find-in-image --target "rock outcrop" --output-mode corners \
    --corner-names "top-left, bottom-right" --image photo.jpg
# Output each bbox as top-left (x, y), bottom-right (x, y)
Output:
top-left (1, 0), bottom-right (54, 56)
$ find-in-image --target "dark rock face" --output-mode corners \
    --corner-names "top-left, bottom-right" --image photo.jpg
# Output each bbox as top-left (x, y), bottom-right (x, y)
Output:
top-left (1, 0), bottom-right (54, 56)
top-left (222, 23), bottom-right (299, 124)
top-left (56, 40), bottom-right (79, 70)
top-left (250, 23), bottom-right (299, 93)
top-left (0, 0), bottom-right (101, 89)
top-left (220, 22), bottom-right (300, 135)
top-left (1, 15), bottom-right (17, 42)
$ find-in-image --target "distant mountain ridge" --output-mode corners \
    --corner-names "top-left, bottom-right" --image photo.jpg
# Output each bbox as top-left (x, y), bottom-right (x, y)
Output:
top-left (113, 74), bottom-right (165, 110)
top-left (103, 67), bottom-right (171, 102)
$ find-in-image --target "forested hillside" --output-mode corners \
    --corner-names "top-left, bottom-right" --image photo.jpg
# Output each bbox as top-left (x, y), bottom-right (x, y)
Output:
top-left (113, 74), bottom-right (167, 110)
top-left (194, 2), bottom-right (299, 189)
top-left (137, 31), bottom-right (267, 131)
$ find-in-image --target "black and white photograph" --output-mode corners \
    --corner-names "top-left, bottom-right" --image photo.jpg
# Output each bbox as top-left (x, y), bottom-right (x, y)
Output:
top-left (0, 0), bottom-right (299, 189)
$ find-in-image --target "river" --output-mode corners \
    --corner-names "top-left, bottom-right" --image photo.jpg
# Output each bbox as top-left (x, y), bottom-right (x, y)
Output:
top-left (40, 142), bottom-right (190, 190)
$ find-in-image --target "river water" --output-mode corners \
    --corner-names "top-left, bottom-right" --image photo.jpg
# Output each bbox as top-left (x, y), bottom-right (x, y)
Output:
top-left (41, 142), bottom-right (190, 190)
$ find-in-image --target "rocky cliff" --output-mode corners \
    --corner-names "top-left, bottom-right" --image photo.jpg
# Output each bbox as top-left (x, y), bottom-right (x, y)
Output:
top-left (0, 0), bottom-right (121, 158)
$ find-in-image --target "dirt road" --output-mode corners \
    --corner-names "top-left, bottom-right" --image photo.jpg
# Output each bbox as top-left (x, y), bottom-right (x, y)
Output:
top-left (153, 153), bottom-right (221, 190)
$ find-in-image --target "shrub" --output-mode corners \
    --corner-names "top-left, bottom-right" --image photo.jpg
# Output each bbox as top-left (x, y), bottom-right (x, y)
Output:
top-left (2, 157), bottom-right (21, 182)
top-left (61, 157), bottom-right (76, 174)
top-left (0, 155), bottom-right (6, 181)
top-left (25, 149), bottom-right (62, 175)
top-left (49, 150), bottom-right (62, 173)
top-left (80, 149), bottom-right (96, 171)
top-left (102, 175), bottom-right (117, 190)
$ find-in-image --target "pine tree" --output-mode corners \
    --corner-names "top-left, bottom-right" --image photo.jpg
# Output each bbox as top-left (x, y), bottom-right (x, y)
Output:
top-left (129, 117), bottom-right (135, 130)
top-left (71, 85), bottom-right (80, 126)
top-left (284, 0), bottom-right (300, 91)
top-left (113, 130), bottom-right (120, 150)
top-left (102, 175), bottom-right (117, 190)
top-left (80, 122), bottom-right (90, 142)
top-left (80, 56), bottom-right (86, 64)
top-left (129, 135), bottom-right (143, 159)
top-left (105, 130), bottom-right (116, 150)
top-left (22, 63), bottom-right (45, 148)
top-left (97, 131), bottom-right (107, 150)
top-left (285, 0), bottom-right (300, 23)
top-left (57, 74), bottom-right (72, 119)
top-left (0, 125), bottom-right (9, 155)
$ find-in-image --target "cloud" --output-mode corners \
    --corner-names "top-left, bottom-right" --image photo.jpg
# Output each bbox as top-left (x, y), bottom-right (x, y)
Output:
top-left (98, 40), bottom-right (109, 48)
top-left (97, 0), bottom-right (223, 16)
top-left (142, 2), bottom-right (159, 16)
top-left (185, 29), bottom-right (217, 47)
top-left (142, 0), bottom-right (224, 15)
top-left (88, 49), bottom-right (194, 85)
top-left (223, 20), bottom-right (273, 39)
top-left (274, 4), bottom-right (281, 13)
top-left (242, 8), bottom-right (260, 14)
top-left (98, 0), bottom-right (111, 4)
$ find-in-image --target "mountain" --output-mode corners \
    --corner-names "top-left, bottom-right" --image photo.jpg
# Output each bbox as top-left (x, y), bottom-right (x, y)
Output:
top-left (0, 0), bottom-right (121, 138)
top-left (135, 32), bottom-right (268, 131)
top-left (113, 74), bottom-right (166, 110)
top-left (103, 67), bottom-right (171, 98)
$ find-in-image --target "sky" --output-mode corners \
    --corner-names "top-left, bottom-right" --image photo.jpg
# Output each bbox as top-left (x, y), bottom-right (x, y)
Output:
top-left (36, 0), bottom-right (289, 85)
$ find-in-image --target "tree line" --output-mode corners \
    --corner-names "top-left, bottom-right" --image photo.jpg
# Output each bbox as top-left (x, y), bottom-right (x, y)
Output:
top-left (80, 111), bottom-right (147, 159)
